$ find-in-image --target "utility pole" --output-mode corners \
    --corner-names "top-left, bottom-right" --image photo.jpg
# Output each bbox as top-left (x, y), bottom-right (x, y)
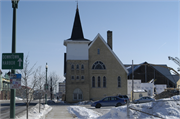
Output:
top-left (132, 60), bottom-right (134, 102)
top-left (45, 63), bottom-right (48, 104)
top-left (10, 0), bottom-right (19, 118)
top-left (50, 77), bottom-right (53, 100)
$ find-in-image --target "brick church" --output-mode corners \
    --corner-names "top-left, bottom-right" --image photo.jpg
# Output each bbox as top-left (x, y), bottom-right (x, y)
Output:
top-left (63, 6), bottom-right (128, 103)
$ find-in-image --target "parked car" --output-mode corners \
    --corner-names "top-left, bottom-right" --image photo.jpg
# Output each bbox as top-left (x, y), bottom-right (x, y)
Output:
top-left (91, 96), bottom-right (126, 108)
top-left (133, 96), bottom-right (155, 104)
top-left (117, 95), bottom-right (129, 103)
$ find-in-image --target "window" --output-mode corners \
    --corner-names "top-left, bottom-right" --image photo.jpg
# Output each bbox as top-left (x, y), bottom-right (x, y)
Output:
top-left (76, 65), bottom-right (79, 70)
top-left (103, 97), bottom-right (109, 101)
top-left (103, 76), bottom-right (106, 87)
top-left (71, 76), bottom-right (74, 80)
top-left (98, 76), bottom-right (101, 87)
top-left (71, 65), bottom-right (74, 70)
top-left (74, 93), bottom-right (77, 99)
top-left (81, 65), bottom-right (84, 70)
top-left (92, 76), bottom-right (95, 87)
top-left (111, 97), bottom-right (117, 101)
top-left (97, 49), bottom-right (100, 54)
top-left (81, 76), bottom-right (84, 80)
top-left (76, 76), bottom-right (79, 80)
top-left (92, 61), bottom-right (106, 69)
top-left (118, 76), bottom-right (121, 87)
top-left (73, 88), bottom-right (82, 100)
top-left (79, 94), bottom-right (82, 100)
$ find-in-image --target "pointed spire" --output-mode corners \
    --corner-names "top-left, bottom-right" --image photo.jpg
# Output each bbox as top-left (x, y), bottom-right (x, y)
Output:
top-left (76, 0), bottom-right (78, 10)
top-left (69, 4), bottom-right (89, 41)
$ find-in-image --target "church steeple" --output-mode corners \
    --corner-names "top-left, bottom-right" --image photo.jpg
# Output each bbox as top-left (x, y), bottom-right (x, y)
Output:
top-left (69, 5), bottom-right (89, 41)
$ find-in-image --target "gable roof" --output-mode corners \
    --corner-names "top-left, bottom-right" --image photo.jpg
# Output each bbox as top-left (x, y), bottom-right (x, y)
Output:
top-left (67, 7), bottom-right (89, 41)
top-left (125, 62), bottom-right (179, 84)
top-left (89, 33), bottom-right (128, 74)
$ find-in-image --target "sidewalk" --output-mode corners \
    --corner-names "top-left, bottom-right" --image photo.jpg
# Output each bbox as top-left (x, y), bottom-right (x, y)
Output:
top-left (45, 105), bottom-right (74, 119)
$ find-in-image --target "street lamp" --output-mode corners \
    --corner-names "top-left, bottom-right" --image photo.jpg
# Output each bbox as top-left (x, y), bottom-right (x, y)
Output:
top-left (45, 63), bottom-right (48, 104)
top-left (11, 0), bottom-right (19, 118)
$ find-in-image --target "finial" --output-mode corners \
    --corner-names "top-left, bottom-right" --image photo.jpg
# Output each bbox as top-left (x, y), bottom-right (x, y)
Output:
top-left (76, 0), bottom-right (78, 11)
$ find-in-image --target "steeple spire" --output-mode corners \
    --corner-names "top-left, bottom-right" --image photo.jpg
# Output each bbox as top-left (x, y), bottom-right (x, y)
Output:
top-left (76, 0), bottom-right (78, 10)
top-left (69, 4), bottom-right (89, 41)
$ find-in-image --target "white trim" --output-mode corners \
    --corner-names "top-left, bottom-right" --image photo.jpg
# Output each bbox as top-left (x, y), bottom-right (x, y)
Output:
top-left (89, 34), bottom-right (128, 74)
top-left (64, 40), bottom-right (91, 46)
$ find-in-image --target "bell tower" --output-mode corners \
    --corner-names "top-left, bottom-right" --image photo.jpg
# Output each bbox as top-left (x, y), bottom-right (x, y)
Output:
top-left (63, 5), bottom-right (90, 103)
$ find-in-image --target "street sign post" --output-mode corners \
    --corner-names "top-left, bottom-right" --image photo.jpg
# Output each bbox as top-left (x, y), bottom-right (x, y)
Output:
top-left (2, 53), bottom-right (23, 69)
top-left (10, 74), bottom-right (21, 89)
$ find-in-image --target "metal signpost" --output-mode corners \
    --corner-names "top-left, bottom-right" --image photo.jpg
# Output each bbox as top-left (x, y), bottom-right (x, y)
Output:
top-left (2, 53), bottom-right (23, 69)
top-left (2, 53), bottom-right (23, 119)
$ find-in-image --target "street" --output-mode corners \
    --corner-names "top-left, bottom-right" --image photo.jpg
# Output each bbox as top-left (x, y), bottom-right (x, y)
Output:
top-left (0, 100), bottom-right (39, 119)
top-left (45, 104), bottom-right (113, 119)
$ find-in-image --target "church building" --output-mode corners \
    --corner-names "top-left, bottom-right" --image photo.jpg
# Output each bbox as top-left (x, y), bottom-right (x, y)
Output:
top-left (63, 6), bottom-right (128, 103)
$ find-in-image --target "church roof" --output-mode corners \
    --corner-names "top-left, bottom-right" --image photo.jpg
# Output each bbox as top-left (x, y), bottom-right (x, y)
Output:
top-left (89, 34), bottom-right (128, 74)
top-left (68, 7), bottom-right (89, 41)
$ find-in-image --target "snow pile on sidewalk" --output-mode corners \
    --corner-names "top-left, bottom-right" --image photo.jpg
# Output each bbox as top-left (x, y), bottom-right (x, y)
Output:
top-left (15, 104), bottom-right (52, 119)
top-left (68, 106), bottom-right (102, 118)
top-left (15, 97), bottom-right (23, 100)
top-left (75, 100), bottom-right (94, 105)
top-left (68, 95), bottom-right (180, 119)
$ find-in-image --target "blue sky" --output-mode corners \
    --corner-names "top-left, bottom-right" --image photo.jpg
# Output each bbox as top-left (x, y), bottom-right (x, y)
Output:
top-left (0, 0), bottom-right (179, 81)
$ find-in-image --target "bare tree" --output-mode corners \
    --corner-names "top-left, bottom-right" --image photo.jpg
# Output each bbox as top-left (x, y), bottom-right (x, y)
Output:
top-left (17, 55), bottom-right (37, 119)
top-left (33, 66), bottom-right (46, 113)
top-left (47, 72), bottom-right (60, 100)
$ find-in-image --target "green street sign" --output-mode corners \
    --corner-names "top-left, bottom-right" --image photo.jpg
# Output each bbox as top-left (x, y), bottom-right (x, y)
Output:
top-left (2, 53), bottom-right (24, 69)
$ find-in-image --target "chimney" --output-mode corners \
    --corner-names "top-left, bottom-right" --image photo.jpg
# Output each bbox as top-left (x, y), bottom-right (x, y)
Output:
top-left (107, 30), bottom-right (112, 50)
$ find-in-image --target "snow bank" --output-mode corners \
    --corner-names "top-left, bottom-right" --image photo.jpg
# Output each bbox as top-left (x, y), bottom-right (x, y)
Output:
top-left (15, 97), bottom-right (23, 100)
top-left (68, 106), bottom-right (101, 118)
top-left (15, 104), bottom-right (52, 119)
top-left (75, 100), bottom-right (94, 105)
top-left (68, 95), bottom-right (180, 119)
top-left (99, 95), bottom-right (180, 119)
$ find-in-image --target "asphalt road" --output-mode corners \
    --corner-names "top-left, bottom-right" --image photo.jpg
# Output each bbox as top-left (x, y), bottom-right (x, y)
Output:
top-left (0, 100), bottom-right (39, 119)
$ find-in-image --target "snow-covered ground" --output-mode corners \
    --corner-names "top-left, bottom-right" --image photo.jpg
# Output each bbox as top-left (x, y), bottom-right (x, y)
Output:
top-left (68, 95), bottom-right (180, 119)
top-left (74, 100), bottom-right (94, 105)
top-left (2, 95), bottom-right (179, 119)
top-left (15, 97), bottom-right (23, 100)
top-left (15, 104), bottom-right (52, 119)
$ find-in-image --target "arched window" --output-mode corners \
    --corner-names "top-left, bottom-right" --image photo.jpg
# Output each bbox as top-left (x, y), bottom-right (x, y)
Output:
top-left (81, 65), bottom-right (84, 70)
top-left (92, 61), bottom-right (106, 69)
top-left (103, 76), bottom-right (106, 87)
top-left (98, 76), bottom-right (101, 87)
top-left (76, 65), bottom-right (79, 70)
top-left (71, 76), bottom-right (74, 80)
top-left (73, 88), bottom-right (82, 100)
top-left (71, 65), bottom-right (74, 70)
top-left (81, 76), bottom-right (84, 80)
top-left (92, 76), bottom-right (95, 87)
top-left (76, 76), bottom-right (79, 80)
top-left (118, 76), bottom-right (121, 87)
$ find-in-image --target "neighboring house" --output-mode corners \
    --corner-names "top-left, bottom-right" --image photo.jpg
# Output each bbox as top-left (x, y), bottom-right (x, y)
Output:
top-left (59, 81), bottom-right (65, 98)
top-left (125, 62), bottom-right (179, 88)
top-left (127, 79), bottom-right (166, 100)
top-left (176, 78), bottom-right (180, 88)
top-left (0, 70), bottom-right (2, 92)
top-left (63, 7), bottom-right (128, 103)
top-left (0, 71), bottom-right (10, 100)
top-left (171, 75), bottom-right (180, 88)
